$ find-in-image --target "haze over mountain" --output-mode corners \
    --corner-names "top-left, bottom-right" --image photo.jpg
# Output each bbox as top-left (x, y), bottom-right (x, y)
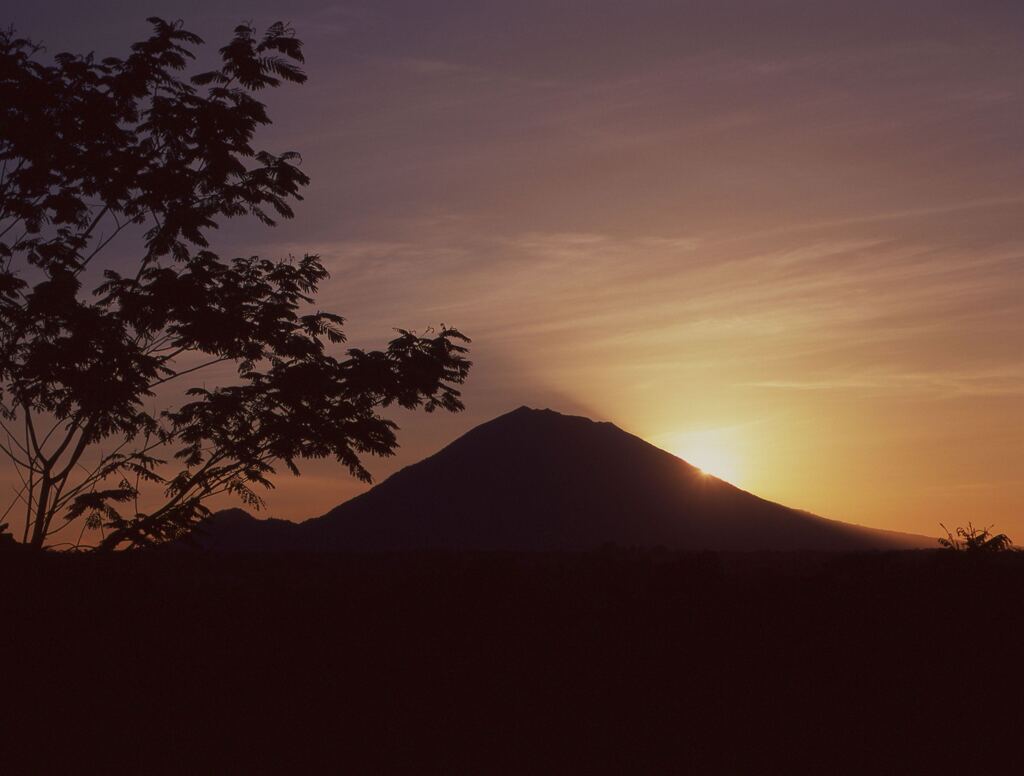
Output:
top-left (195, 407), bottom-right (931, 551)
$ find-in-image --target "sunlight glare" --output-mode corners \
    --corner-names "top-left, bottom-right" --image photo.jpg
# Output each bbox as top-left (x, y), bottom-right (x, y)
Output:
top-left (659, 429), bottom-right (743, 485)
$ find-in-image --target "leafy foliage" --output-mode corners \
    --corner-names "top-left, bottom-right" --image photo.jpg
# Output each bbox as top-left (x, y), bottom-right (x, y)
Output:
top-left (0, 19), bottom-right (470, 549)
top-left (938, 522), bottom-right (1015, 553)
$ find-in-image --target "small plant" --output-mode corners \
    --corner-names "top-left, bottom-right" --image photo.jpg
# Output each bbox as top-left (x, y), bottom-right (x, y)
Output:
top-left (938, 522), bottom-right (1015, 553)
top-left (0, 521), bottom-right (19, 551)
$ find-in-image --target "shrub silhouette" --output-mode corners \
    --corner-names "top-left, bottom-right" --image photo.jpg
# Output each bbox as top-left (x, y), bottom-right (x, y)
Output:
top-left (938, 522), bottom-right (1015, 553)
top-left (0, 521), bottom-right (18, 551)
top-left (0, 19), bottom-right (470, 550)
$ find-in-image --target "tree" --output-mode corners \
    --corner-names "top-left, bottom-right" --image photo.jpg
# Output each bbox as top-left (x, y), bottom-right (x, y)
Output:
top-left (938, 523), bottom-right (1015, 554)
top-left (0, 18), bottom-right (471, 550)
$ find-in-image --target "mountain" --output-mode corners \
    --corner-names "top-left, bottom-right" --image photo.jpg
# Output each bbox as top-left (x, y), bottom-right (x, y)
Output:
top-left (194, 407), bottom-right (932, 552)
top-left (187, 508), bottom-right (301, 552)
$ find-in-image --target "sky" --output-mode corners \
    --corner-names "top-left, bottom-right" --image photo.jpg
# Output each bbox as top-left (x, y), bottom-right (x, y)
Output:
top-left (6, 1), bottom-right (1023, 539)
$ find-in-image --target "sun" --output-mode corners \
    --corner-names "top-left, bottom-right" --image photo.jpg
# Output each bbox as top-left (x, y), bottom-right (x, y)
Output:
top-left (659, 429), bottom-right (743, 485)
top-left (686, 448), bottom-right (740, 483)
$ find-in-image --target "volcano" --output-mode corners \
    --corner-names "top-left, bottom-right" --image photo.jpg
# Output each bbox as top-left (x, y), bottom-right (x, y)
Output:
top-left (196, 407), bottom-right (931, 551)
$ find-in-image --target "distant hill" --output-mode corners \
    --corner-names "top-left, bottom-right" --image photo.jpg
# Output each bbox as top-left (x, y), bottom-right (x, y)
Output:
top-left (187, 508), bottom-right (300, 552)
top-left (194, 407), bottom-right (933, 551)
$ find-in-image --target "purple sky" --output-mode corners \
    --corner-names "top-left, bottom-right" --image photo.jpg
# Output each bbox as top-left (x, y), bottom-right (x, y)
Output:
top-left (7, 1), bottom-right (1023, 536)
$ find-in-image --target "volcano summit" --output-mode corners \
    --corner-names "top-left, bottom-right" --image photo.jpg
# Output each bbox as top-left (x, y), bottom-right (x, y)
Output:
top-left (196, 407), bottom-right (931, 552)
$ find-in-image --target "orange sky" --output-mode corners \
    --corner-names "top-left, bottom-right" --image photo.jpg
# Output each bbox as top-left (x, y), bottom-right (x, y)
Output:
top-left (7, 1), bottom-right (1024, 541)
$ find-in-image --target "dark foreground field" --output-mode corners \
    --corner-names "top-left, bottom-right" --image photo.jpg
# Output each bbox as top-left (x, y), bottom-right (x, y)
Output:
top-left (4, 549), bottom-right (1024, 773)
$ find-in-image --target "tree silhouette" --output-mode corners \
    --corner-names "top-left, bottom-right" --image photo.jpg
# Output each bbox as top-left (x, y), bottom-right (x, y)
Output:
top-left (0, 18), bottom-right (470, 550)
top-left (938, 523), bottom-right (1015, 553)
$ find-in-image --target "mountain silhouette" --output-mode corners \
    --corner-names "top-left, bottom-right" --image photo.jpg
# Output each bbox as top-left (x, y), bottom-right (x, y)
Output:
top-left (195, 407), bottom-right (932, 551)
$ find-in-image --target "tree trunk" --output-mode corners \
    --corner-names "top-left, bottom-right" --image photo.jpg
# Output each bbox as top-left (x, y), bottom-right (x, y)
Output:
top-left (29, 476), bottom-right (52, 550)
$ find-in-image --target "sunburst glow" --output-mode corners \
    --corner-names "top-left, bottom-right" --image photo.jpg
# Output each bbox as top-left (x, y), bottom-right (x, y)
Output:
top-left (659, 430), bottom-right (743, 485)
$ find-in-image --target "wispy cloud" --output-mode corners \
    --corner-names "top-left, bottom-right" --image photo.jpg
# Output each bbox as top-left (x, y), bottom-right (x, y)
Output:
top-left (289, 207), bottom-right (1020, 412)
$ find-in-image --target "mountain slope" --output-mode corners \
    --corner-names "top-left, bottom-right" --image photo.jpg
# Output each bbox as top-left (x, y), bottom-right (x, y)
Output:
top-left (275, 406), bottom-right (931, 551)
top-left (189, 508), bottom-right (301, 552)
